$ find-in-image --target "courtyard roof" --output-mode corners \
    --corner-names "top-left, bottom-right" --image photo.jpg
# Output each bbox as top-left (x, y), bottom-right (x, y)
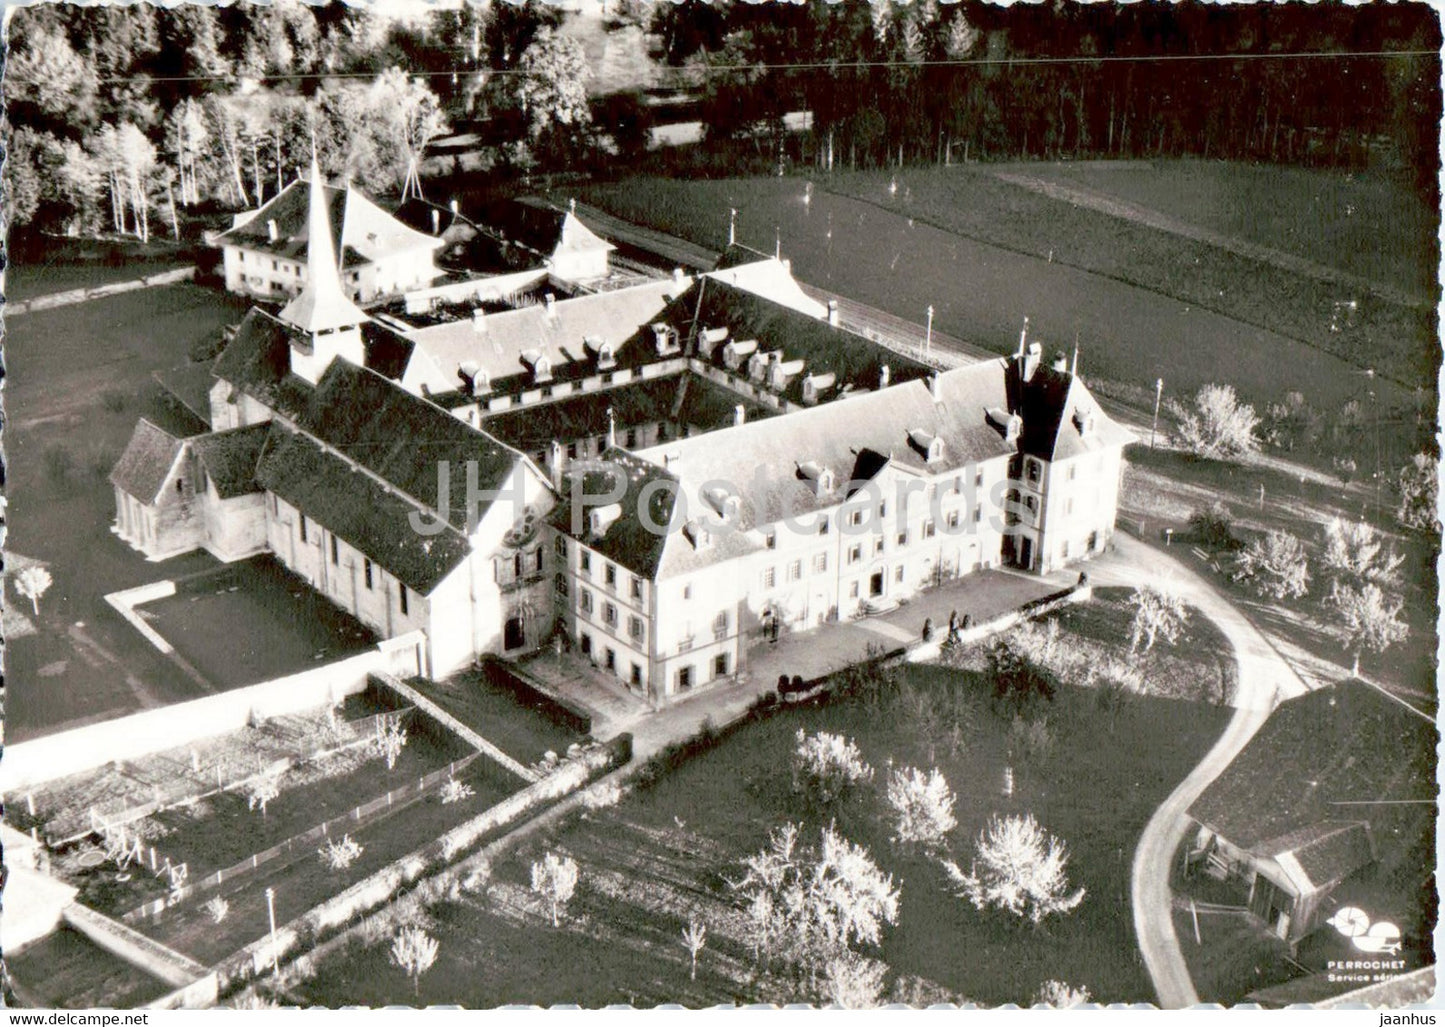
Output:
top-left (190, 424), bottom-right (271, 500)
top-left (110, 419), bottom-right (186, 504)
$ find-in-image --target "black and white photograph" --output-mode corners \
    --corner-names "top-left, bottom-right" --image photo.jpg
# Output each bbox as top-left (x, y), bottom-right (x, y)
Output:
top-left (0, 0), bottom-right (1439, 1011)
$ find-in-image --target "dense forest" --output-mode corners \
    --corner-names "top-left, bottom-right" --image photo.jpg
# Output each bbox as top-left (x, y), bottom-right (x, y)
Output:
top-left (3, 0), bottom-right (1439, 240)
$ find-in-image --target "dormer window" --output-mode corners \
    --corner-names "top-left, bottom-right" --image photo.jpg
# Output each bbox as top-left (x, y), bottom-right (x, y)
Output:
top-left (798, 461), bottom-right (834, 497)
top-left (683, 520), bottom-right (712, 550)
top-left (1073, 405), bottom-right (1096, 437)
top-left (522, 350), bottom-right (553, 383)
top-left (909, 429), bottom-right (945, 463)
top-left (723, 338), bottom-right (757, 371)
top-left (651, 322), bottom-right (680, 355)
top-left (588, 503), bottom-right (622, 537)
top-left (801, 372), bottom-right (836, 405)
top-left (769, 358), bottom-right (805, 392)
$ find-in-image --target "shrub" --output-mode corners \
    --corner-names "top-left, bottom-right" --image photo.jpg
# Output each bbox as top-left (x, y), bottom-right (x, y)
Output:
top-left (985, 637), bottom-right (1057, 714)
top-left (439, 776), bottom-right (475, 805)
top-left (1232, 529), bottom-right (1311, 599)
top-left (791, 729), bottom-right (874, 805)
top-left (1127, 582), bottom-right (1190, 654)
top-left (203, 895), bottom-right (230, 924)
top-left (1036, 980), bottom-right (1093, 1008)
top-left (530, 851), bottom-right (580, 927)
top-left (389, 926), bottom-right (439, 996)
top-left (579, 780), bottom-right (622, 810)
top-left (319, 834), bottom-right (364, 871)
top-left (1188, 501), bottom-right (1236, 549)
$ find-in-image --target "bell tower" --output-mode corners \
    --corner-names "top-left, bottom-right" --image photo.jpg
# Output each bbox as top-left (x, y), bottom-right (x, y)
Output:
top-left (279, 158), bottom-right (367, 385)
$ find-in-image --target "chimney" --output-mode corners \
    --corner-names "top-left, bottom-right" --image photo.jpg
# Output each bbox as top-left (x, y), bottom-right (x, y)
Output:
top-left (449, 198), bottom-right (459, 215)
top-left (543, 292), bottom-right (556, 316)
top-left (1052, 351), bottom-right (1069, 373)
top-left (431, 209), bottom-right (441, 235)
top-left (267, 219), bottom-right (278, 242)
top-left (826, 299), bottom-right (840, 326)
top-left (1017, 316), bottom-right (1030, 357)
top-left (928, 372), bottom-right (941, 401)
top-left (672, 267), bottom-right (685, 288)
top-left (569, 197), bottom-right (577, 214)
top-left (471, 308), bottom-right (486, 333)
top-left (879, 364), bottom-right (890, 388)
top-left (734, 404), bottom-right (746, 426)
top-left (549, 439), bottom-right (565, 488)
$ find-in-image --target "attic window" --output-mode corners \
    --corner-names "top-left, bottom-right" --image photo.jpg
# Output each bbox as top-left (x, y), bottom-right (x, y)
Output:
top-left (522, 351), bottom-right (553, 383)
top-left (798, 461), bottom-right (834, 496)
top-left (589, 503), bottom-right (622, 538)
top-left (801, 372), bottom-right (836, 405)
top-left (683, 519), bottom-right (712, 550)
top-left (651, 323), bottom-right (680, 355)
top-left (909, 429), bottom-right (945, 463)
top-left (1073, 405), bottom-right (1097, 437)
top-left (723, 338), bottom-right (758, 371)
top-left (587, 336), bottom-right (616, 370)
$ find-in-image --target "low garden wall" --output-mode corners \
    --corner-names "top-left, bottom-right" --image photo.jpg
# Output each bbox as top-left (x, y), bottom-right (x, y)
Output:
top-left (479, 656), bottom-right (594, 736)
top-left (6, 266), bottom-right (195, 316)
top-left (1, 632), bottom-right (427, 792)
top-left (62, 903), bottom-right (209, 990)
top-left (212, 733), bottom-right (632, 997)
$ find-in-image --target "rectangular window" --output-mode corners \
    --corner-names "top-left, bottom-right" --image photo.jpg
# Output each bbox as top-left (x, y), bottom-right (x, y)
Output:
top-left (330, 534), bottom-right (339, 564)
top-left (897, 530), bottom-right (909, 547)
top-left (605, 648), bottom-right (616, 671)
top-left (555, 536), bottom-right (567, 558)
top-left (874, 537), bottom-right (886, 556)
top-left (818, 516), bottom-right (830, 536)
top-left (713, 653), bottom-right (730, 678)
top-left (848, 543), bottom-right (862, 565)
top-left (849, 581), bottom-right (860, 598)
top-left (789, 559), bottom-right (802, 581)
top-left (974, 506), bottom-right (983, 524)
top-left (399, 587), bottom-right (409, 615)
top-left (762, 567), bottom-right (776, 589)
top-left (878, 501), bottom-right (887, 519)
top-left (555, 572), bottom-right (568, 597)
top-left (848, 509), bottom-right (864, 527)
top-left (765, 530), bottom-right (777, 549)
top-left (631, 663), bottom-right (643, 687)
top-left (923, 519), bottom-right (936, 539)
top-left (631, 577), bottom-right (643, 600)
top-left (713, 610), bottom-right (729, 638)
top-left (581, 551), bottom-right (591, 573)
top-left (626, 429), bottom-right (638, 448)
top-left (683, 583), bottom-right (693, 600)
top-left (299, 515), bottom-right (308, 543)
top-left (535, 549), bottom-right (544, 574)
top-left (975, 470), bottom-right (984, 489)
top-left (678, 666), bottom-right (694, 690)
top-left (1068, 464), bottom-right (1077, 481)
top-left (605, 564), bottom-right (617, 588)
top-left (364, 559), bottom-right (373, 589)
top-left (567, 442), bottom-right (578, 459)
top-left (813, 552), bottom-right (828, 574)
top-left (1026, 459), bottom-right (1042, 484)
top-left (628, 615), bottom-right (644, 641)
top-left (580, 589), bottom-right (593, 614)
top-left (1065, 497), bottom-right (1075, 516)
top-left (604, 602), bottom-right (618, 627)
top-left (947, 511), bottom-right (960, 530)
top-left (895, 565), bottom-right (905, 583)
top-left (1062, 540), bottom-right (1071, 559)
top-left (580, 633), bottom-right (592, 656)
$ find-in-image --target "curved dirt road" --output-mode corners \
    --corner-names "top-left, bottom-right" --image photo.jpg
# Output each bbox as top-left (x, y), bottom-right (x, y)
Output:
top-left (1085, 535), bottom-right (1309, 1008)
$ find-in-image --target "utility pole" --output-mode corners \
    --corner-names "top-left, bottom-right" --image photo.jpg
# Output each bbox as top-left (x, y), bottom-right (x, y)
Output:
top-left (728, 207), bottom-right (736, 246)
top-left (1151, 378), bottom-right (1164, 450)
top-left (925, 305), bottom-right (934, 356)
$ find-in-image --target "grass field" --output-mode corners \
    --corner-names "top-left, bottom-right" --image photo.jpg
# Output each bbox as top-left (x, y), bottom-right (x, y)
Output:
top-left (297, 658), bottom-right (1232, 1007)
top-left (4, 281), bottom-right (252, 739)
top-left (581, 164), bottom-right (1434, 416)
top-left (5, 927), bottom-right (172, 1009)
top-left (421, 669), bottom-right (584, 766)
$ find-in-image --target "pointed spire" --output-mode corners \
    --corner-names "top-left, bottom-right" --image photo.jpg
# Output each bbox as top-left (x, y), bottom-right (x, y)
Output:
top-left (279, 158), bottom-right (367, 336)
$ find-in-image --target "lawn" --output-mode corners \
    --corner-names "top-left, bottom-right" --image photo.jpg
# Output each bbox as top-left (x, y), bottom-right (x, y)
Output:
top-left (1026, 159), bottom-right (1438, 299)
top-left (421, 669), bottom-right (584, 766)
top-left (4, 281), bottom-right (252, 740)
top-left (297, 657), bottom-right (1232, 1007)
top-left (138, 558), bottom-right (377, 691)
top-left (581, 168), bottom-right (1432, 414)
top-left (1118, 444), bottom-right (1439, 710)
top-left (5, 927), bottom-right (173, 1009)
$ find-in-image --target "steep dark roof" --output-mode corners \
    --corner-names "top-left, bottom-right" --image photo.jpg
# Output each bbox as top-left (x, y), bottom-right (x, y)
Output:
top-left (297, 359), bottom-right (519, 526)
top-left (1012, 363), bottom-right (1135, 461)
top-left (191, 424), bottom-right (270, 500)
top-left (1190, 680), bottom-right (1437, 863)
top-left (153, 363), bottom-right (216, 425)
top-left (110, 419), bottom-right (186, 504)
top-left (477, 374), bottom-right (773, 457)
top-left (255, 427), bottom-right (472, 595)
top-left (211, 307), bottom-right (313, 419)
top-left (683, 278), bottom-right (932, 405)
top-left (1273, 821), bottom-right (1376, 890)
top-left (550, 449), bottom-right (678, 578)
top-left (361, 321), bottom-right (416, 382)
top-left (491, 199), bottom-right (614, 261)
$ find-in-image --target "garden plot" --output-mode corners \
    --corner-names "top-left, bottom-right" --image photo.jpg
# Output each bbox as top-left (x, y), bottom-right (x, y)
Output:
top-left (5, 926), bottom-right (173, 1010)
top-left (298, 655), bottom-right (1231, 1007)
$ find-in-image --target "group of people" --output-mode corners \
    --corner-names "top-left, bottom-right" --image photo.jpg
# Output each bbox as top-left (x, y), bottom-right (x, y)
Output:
top-left (921, 609), bottom-right (973, 644)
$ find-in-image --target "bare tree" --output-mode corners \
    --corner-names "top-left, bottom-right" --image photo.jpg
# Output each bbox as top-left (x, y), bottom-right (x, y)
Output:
top-left (1036, 980), bottom-right (1093, 1008)
top-left (374, 712), bottom-right (409, 770)
top-left (1395, 453), bottom-right (1439, 533)
top-left (530, 851), bottom-right (579, 927)
top-left (389, 925), bottom-right (439, 997)
top-left (942, 812), bottom-right (1085, 926)
top-left (1127, 581), bottom-right (1189, 654)
top-left (823, 950), bottom-right (889, 1009)
top-left (318, 834), bottom-right (364, 871)
top-left (245, 771), bottom-right (283, 818)
top-left (681, 916), bottom-right (707, 981)
top-left (15, 565), bottom-right (53, 617)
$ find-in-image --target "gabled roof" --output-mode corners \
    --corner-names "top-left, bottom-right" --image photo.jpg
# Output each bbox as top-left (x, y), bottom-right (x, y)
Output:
top-left (216, 174), bottom-right (441, 268)
top-left (499, 199), bottom-right (615, 263)
top-left (683, 278), bottom-right (932, 406)
top-left (110, 419), bottom-right (186, 504)
top-left (190, 424), bottom-right (271, 500)
top-left (404, 278), bottom-right (683, 394)
top-left (210, 307), bottom-right (315, 420)
top-left (255, 427), bottom-right (472, 596)
top-left (1265, 821), bottom-right (1375, 893)
top-left (704, 251), bottom-right (829, 319)
top-left (1190, 680), bottom-right (1437, 868)
top-left (636, 361), bottom-right (1024, 579)
top-left (1013, 364), bottom-right (1135, 461)
top-left (153, 363), bottom-right (217, 425)
top-left (296, 359), bottom-right (519, 528)
top-left (549, 449), bottom-right (679, 578)
top-left (476, 373), bottom-right (773, 457)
